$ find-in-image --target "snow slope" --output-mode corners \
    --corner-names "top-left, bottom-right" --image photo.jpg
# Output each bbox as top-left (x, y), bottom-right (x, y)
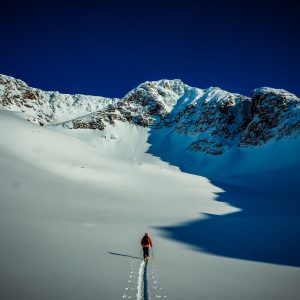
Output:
top-left (0, 74), bottom-right (118, 125)
top-left (1, 110), bottom-right (300, 300)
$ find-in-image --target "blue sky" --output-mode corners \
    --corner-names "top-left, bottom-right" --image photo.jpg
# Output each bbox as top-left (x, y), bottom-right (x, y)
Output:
top-left (1, 0), bottom-right (299, 98)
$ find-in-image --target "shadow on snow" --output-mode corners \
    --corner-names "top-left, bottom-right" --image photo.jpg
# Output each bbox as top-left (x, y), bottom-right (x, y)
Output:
top-left (108, 252), bottom-right (140, 260)
top-left (147, 129), bottom-right (300, 267)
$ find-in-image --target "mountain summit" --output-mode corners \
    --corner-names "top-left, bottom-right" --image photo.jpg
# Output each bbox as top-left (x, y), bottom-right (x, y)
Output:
top-left (1, 74), bottom-right (299, 157)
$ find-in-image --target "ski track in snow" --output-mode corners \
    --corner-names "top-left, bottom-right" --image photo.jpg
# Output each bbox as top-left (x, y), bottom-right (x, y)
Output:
top-left (137, 261), bottom-right (145, 300)
top-left (122, 259), bottom-right (167, 300)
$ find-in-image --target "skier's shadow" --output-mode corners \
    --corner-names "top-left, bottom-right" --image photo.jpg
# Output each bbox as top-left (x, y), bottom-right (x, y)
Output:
top-left (108, 252), bottom-right (140, 260)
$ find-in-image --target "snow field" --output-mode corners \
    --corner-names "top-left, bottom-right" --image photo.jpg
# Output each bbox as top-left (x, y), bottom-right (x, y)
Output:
top-left (1, 110), bottom-right (300, 300)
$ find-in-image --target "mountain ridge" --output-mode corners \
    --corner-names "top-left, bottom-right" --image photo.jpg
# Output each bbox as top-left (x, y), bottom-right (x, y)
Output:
top-left (1, 74), bottom-right (299, 156)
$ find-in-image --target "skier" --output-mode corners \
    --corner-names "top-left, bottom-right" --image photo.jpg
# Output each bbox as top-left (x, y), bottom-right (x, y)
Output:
top-left (140, 233), bottom-right (153, 262)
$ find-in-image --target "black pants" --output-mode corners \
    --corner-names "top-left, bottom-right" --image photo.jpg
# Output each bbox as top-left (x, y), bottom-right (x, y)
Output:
top-left (142, 247), bottom-right (149, 258)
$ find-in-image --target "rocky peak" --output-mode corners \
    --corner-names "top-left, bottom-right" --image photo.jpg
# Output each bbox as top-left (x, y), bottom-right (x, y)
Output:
top-left (62, 79), bottom-right (200, 129)
top-left (120, 79), bottom-right (187, 116)
top-left (0, 74), bottom-right (118, 126)
top-left (0, 74), bottom-right (40, 106)
top-left (158, 87), bottom-right (252, 154)
top-left (1, 74), bottom-right (299, 156)
top-left (239, 87), bottom-right (300, 146)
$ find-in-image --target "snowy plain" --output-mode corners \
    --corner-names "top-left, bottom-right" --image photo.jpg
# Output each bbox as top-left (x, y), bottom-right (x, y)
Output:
top-left (0, 109), bottom-right (300, 300)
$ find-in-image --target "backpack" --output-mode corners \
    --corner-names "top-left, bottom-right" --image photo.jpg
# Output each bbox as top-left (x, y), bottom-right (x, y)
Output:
top-left (141, 236), bottom-right (149, 246)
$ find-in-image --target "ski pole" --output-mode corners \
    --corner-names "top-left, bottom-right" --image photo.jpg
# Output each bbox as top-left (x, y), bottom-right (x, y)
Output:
top-left (151, 247), bottom-right (154, 262)
top-left (138, 249), bottom-right (142, 260)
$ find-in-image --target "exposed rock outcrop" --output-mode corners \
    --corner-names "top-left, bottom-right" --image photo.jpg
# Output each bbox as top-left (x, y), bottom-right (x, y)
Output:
top-left (1, 74), bottom-right (299, 155)
top-left (240, 88), bottom-right (300, 146)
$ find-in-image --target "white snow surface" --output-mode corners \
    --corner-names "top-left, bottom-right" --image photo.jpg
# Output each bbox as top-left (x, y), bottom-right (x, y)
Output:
top-left (1, 109), bottom-right (300, 300)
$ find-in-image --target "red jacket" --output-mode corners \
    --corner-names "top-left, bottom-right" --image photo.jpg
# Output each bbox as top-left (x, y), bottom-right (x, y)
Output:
top-left (141, 235), bottom-right (152, 248)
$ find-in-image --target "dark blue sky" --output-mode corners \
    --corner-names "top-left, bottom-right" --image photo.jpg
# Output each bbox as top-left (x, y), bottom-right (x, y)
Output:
top-left (1, 0), bottom-right (299, 98)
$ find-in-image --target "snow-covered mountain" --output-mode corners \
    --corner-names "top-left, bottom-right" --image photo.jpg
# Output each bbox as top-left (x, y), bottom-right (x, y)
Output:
top-left (1, 74), bottom-right (299, 157)
top-left (1, 74), bottom-right (300, 300)
top-left (0, 74), bottom-right (118, 125)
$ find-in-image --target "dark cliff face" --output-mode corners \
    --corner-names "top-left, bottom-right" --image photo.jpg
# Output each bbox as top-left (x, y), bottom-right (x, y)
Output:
top-left (1, 74), bottom-right (299, 155)
top-left (239, 88), bottom-right (300, 147)
top-left (0, 75), bottom-right (54, 126)
top-left (159, 90), bottom-right (253, 154)
top-left (0, 75), bottom-right (43, 110)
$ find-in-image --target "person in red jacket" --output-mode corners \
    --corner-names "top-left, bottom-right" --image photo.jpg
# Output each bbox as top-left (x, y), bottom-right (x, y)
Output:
top-left (140, 233), bottom-right (153, 261)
